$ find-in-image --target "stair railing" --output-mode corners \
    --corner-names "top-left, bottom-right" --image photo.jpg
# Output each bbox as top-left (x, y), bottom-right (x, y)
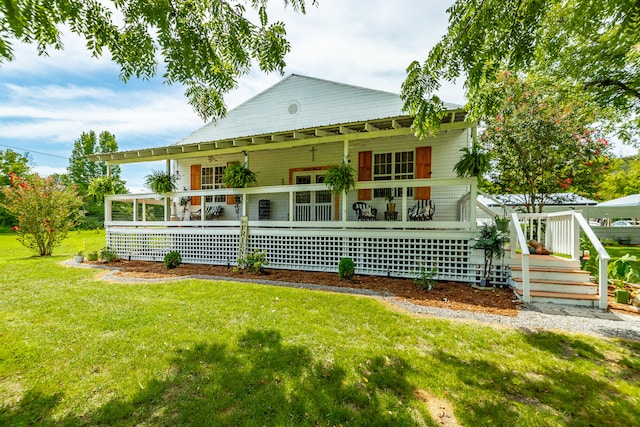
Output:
top-left (510, 210), bottom-right (610, 309)
top-left (571, 212), bottom-right (610, 309)
top-left (509, 212), bottom-right (531, 302)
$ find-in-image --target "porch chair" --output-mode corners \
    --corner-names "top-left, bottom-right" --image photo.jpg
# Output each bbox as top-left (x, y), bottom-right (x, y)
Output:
top-left (352, 202), bottom-right (377, 221)
top-left (190, 205), bottom-right (224, 220)
top-left (408, 199), bottom-right (435, 221)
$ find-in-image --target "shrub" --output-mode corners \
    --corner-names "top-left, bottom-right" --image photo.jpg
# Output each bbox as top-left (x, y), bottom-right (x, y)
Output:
top-left (1, 173), bottom-right (83, 256)
top-left (412, 261), bottom-right (438, 290)
top-left (338, 257), bottom-right (355, 280)
top-left (99, 247), bottom-right (118, 263)
top-left (87, 252), bottom-right (98, 261)
top-left (237, 249), bottom-right (268, 274)
top-left (164, 251), bottom-right (182, 269)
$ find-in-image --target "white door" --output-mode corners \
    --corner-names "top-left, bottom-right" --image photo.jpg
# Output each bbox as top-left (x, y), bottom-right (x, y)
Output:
top-left (294, 172), bottom-right (333, 221)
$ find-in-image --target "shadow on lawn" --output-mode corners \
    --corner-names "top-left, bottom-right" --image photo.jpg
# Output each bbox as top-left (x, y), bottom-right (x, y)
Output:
top-left (1, 329), bottom-right (434, 426)
top-left (431, 334), bottom-right (640, 426)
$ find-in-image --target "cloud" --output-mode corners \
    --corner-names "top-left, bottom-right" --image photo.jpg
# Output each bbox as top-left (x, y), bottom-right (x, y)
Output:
top-left (32, 165), bottom-right (67, 177)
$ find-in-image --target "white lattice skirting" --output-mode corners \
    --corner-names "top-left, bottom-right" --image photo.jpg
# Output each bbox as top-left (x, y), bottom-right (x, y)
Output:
top-left (106, 227), bottom-right (508, 284)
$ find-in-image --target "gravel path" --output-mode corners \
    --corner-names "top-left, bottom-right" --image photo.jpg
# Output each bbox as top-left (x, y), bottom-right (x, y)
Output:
top-left (70, 261), bottom-right (640, 341)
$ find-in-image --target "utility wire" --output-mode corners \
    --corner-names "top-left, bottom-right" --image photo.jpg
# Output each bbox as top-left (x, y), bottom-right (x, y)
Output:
top-left (0, 143), bottom-right (69, 160)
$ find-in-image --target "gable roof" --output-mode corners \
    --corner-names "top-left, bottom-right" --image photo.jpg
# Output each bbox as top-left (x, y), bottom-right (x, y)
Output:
top-left (175, 74), bottom-right (461, 146)
top-left (88, 74), bottom-right (470, 165)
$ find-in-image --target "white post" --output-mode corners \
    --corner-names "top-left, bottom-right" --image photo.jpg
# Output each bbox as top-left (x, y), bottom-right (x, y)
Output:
top-left (342, 140), bottom-right (349, 222)
top-left (522, 253), bottom-right (531, 302)
top-left (133, 198), bottom-right (138, 222)
top-left (599, 257), bottom-right (609, 310)
top-left (289, 190), bottom-right (295, 223)
top-left (469, 177), bottom-right (478, 231)
top-left (165, 159), bottom-right (172, 221)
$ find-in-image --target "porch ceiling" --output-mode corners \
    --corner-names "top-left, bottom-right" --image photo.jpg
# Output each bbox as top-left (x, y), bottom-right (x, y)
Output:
top-left (88, 112), bottom-right (475, 165)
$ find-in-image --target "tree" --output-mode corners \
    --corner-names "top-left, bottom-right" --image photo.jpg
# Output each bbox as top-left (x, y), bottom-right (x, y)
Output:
top-left (598, 155), bottom-right (640, 200)
top-left (401, 0), bottom-right (640, 143)
top-left (480, 74), bottom-right (612, 212)
top-left (0, 149), bottom-right (32, 227)
top-left (68, 130), bottom-right (125, 194)
top-left (68, 131), bottom-right (126, 228)
top-left (2, 173), bottom-right (83, 256)
top-left (1, 0), bottom-right (315, 122)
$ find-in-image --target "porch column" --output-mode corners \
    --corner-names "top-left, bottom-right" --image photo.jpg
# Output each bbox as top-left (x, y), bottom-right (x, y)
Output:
top-left (342, 140), bottom-right (349, 222)
top-left (165, 159), bottom-right (172, 221)
top-left (243, 151), bottom-right (249, 217)
top-left (106, 164), bottom-right (112, 178)
top-left (470, 177), bottom-right (478, 231)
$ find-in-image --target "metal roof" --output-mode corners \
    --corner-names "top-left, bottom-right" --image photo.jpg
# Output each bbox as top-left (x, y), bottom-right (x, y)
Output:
top-left (88, 74), bottom-right (469, 164)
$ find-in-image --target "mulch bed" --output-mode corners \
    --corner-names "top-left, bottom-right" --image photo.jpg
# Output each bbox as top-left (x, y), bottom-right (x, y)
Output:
top-left (91, 259), bottom-right (521, 317)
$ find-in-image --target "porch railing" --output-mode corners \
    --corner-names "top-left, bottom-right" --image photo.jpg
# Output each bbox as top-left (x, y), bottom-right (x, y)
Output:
top-left (509, 211), bottom-right (610, 309)
top-left (104, 177), bottom-right (478, 230)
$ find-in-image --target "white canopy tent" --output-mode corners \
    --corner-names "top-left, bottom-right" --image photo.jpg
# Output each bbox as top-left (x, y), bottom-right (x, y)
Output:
top-left (597, 194), bottom-right (640, 207)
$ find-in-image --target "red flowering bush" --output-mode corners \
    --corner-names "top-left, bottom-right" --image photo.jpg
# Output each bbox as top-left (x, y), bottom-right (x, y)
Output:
top-left (480, 73), bottom-right (612, 212)
top-left (2, 173), bottom-right (84, 256)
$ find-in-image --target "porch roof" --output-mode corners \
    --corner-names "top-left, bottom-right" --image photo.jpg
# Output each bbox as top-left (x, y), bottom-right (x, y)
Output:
top-left (88, 74), bottom-right (472, 165)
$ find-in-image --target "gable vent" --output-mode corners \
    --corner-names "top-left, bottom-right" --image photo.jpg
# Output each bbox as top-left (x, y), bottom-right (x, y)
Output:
top-left (288, 101), bottom-right (300, 115)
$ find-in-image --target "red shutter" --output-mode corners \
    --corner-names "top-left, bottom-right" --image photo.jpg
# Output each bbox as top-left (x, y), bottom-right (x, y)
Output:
top-left (225, 162), bottom-right (237, 205)
top-left (415, 146), bottom-right (432, 200)
top-left (191, 164), bottom-right (201, 205)
top-left (357, 151), bottom-right (372, 200)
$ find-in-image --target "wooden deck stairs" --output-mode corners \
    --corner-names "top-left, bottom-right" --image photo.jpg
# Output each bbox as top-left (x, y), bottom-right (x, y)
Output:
top-left (506, 254), bottom-right (599, 307)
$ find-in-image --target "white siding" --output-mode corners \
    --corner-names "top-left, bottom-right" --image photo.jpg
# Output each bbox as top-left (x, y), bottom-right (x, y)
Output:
top-left (175, 129), bottom-right (470, 222)
top-left (175, 74), bottom-right (461, 146)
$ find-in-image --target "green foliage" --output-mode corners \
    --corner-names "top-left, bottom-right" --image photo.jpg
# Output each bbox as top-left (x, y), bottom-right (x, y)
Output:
top-left (237, 249), bottom-right (269, 274)
top-left (325, 161), bottom-right (356, 195)
top-left (86, 251), bottom-right (98, 261)
top-left (401, 0), bottom-right (640, 144)
top-left (87, 175), bottom-right (125, 202)
top-left (479, 74), bottom-right (612, 212)
top-left (453, 143), bottom-right (491, 179)
top-left (473, 224), bottom-right (507, 284)
top-left (608, 254), bottom-right (640, 287)
top-left (221, 162), bottom-right (257, 189)
top-left (99, 247), bottom-right (118, 263)
top-left (412, 261), bottom-right (438, 290)
top-left (0, 149), bottom-right (32, 227)
top-left (0, 0), bottom-right (316, 122)
top-left (1, 173), bottom-right (83, 256)
top-left (597, 155), bottom-right (640, 201)
top-left (68, 131), bottom-right (123, 194)
top-left (145, 170), bottom-right (179, 195)
top-left (338, 257), bottom-right (355, 280)
top-left (164, 251), bottom-right (182, 270)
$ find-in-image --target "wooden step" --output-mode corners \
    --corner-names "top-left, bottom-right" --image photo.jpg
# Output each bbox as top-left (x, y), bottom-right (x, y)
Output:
top-left (511, 277), bottom-right (598, 294)
top-left (514, 289), bottom-right (599, 306)
top-left (510, 266), bottom-right (591, 283)
top-left (506, 254), bottom-right (581, 269)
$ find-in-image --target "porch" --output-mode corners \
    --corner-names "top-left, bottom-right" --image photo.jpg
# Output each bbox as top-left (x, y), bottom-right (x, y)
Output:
top-left (104, 177), bottom-right (494, 283)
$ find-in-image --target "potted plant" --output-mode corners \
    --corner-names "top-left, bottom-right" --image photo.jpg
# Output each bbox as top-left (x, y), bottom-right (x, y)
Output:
top-left (222, 161), bottom-right (257, 218)
top-left (384, 190), bottom-right (395, 213)
top-left (453, 142), bottom-right (490, 178)
top-left (494, 206), bottom-right (510, 232)
top-left (73, 250), bottom-right (84, 263)
top-left (144, 169), bottom-right (180, 220)
top-left (324, 161), bottom-right (355, 195)
top-left (178, 187), bottom-right (191, 220)
top-left (473, 224), bottom-right (507, 287)
top-left (144, 169), bottom-right (179, 195)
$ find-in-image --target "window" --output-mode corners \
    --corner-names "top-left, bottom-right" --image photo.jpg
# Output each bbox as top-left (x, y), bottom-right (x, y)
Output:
top-left (373, 151), bottom-right (414, 198)
top-left (202, 166), bottom-right (226, 202)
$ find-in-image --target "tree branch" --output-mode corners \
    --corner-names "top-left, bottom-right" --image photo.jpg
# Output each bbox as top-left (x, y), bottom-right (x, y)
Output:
top-left (585, 79), bottom-right (640, 99)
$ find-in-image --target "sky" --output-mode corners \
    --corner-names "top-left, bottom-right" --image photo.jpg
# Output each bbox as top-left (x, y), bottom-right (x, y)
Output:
top-left (0, 0), bottom-right (634, 193)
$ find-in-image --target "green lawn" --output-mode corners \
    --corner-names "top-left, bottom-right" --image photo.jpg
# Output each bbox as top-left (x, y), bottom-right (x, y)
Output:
top-left (1, 232), bottom-right (639, 426)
